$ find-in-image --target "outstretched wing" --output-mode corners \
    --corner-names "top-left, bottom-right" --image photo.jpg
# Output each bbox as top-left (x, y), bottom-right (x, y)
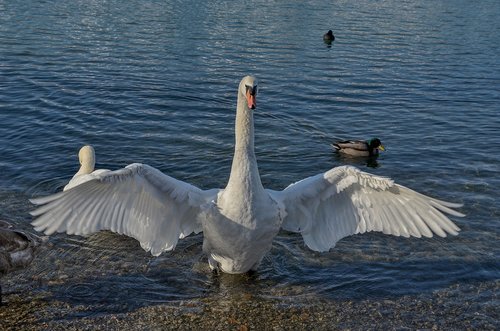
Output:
top-left (268, 166), bottom-right (463, 252)
top-left (31, 163), bottom-right (219, 256)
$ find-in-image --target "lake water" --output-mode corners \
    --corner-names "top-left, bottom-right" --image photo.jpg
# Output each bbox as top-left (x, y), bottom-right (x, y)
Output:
top-left (1, 0), bottom-right (499, 321)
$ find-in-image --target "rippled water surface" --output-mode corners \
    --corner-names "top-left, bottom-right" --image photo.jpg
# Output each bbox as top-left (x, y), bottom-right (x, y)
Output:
top-left (1, 0), bottom-right (499, 317)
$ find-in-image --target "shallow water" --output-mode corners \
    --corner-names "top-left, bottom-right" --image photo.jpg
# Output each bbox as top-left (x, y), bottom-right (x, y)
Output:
top-left (1, 0), bottom-right (499, 318)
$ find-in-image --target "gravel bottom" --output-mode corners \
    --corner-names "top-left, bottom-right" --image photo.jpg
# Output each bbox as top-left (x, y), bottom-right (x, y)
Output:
top-left (1, 280), bottom-right (498, 330)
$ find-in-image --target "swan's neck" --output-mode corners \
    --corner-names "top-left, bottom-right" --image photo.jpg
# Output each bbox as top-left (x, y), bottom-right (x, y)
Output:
top-left (225, 96), bottom-right (263, 194)
top-left (234, 96), bottom-right (255, 151)
top-left (76, 162), bottom-right (94, 176)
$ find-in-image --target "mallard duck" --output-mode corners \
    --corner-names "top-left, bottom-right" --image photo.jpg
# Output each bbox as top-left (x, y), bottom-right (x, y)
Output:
top-left (0, 221), bottom-right (38, 273)
top-left (323, 30), bottom-right (335, 42)
top-left (30, 77), bottom-right (462, 275)
top-left (332, 138), bottom-right (385, 157)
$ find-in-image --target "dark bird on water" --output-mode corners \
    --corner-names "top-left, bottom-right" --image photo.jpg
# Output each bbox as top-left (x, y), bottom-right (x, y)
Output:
top-left (323, 30), bottom-right (335, 42)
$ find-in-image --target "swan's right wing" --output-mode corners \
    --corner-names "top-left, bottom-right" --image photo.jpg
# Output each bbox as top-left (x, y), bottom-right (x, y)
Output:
top-left (31, 163), bottom-right (219, 256)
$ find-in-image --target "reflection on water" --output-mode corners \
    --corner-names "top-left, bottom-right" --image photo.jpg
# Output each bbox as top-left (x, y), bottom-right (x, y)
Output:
top-left (333, 152), bottom-right (381, 169)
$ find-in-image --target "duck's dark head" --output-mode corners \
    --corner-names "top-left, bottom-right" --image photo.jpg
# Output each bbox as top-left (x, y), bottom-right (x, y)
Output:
top-left (368, 138), bottom-right (385, 154)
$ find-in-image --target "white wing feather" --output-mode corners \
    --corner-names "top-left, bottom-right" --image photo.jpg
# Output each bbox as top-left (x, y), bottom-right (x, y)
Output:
top-left (30, 163), bottom-right (219, 256)
top-left (268, 165), bottom-right (463, 252)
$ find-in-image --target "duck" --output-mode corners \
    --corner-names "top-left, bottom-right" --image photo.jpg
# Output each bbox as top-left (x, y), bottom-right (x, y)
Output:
top-left (1, 220), bottom-right (39, 304)
top-left (64, 145), bottom-right (109, 191)
top-left (30, 76), bottom-right (463, 275)
top-left (0, 220), bottom-right (38, 273)
top-left (323, 30), bottom-right (335, 42)
top-left (332, 138), bottom-right (385, 157)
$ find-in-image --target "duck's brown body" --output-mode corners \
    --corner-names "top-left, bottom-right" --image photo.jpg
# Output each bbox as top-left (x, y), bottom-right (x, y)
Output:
top-left (332, 138), bottom-right (385, 157)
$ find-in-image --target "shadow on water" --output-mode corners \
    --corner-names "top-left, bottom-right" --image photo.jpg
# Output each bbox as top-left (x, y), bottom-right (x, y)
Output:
top-left (47, 271), bottom-right (208, 317)
top-left (35, 233), bottom-right (208, 318)
top-left (40, 238), bottom-right (498, 319)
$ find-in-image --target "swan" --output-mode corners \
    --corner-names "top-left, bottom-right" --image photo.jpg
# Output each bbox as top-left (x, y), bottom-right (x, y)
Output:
top-left (332, 138), bottom-right (385, 157)
top-left (63, 145), bottom-right (109, 191)
top-left (30, 76), bottom-right (463, 274)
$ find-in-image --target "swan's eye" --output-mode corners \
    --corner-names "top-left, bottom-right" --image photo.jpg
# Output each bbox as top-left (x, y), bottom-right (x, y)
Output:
top-left (245, 85), bottom-right (258, 96)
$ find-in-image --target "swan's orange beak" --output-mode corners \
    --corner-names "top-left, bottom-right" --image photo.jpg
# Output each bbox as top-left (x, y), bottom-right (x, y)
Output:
top-left (246, 89), bottom-right (256, 109)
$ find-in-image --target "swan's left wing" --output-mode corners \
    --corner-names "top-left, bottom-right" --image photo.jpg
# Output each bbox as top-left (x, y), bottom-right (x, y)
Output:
top-left (30, 163), bottom-right (219, 256)
top-left (268, 165), bottom-right (464, 252)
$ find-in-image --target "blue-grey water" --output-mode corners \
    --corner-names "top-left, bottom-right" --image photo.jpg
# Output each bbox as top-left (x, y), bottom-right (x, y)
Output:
top-left (1, 0), bottom-right (499, 320)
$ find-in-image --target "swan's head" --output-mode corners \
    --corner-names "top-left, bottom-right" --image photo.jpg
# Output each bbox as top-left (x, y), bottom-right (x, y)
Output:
top-left (78, 145), bottom-right (95, 174)
top-left (239, 76), bottom-right (258, 110)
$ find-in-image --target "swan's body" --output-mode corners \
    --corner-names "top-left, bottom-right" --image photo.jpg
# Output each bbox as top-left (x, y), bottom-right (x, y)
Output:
top-left (30, 76), bottom-right (463, 274)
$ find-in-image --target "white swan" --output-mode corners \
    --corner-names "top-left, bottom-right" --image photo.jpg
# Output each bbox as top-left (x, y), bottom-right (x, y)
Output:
top-left (63, 145), bottom-right (109, 191)
top-left (30, 76), bottom-right (464, 274)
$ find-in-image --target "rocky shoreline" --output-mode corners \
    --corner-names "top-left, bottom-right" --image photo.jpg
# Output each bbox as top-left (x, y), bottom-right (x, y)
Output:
top-left (1, 280), bottom-right (497, 330)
